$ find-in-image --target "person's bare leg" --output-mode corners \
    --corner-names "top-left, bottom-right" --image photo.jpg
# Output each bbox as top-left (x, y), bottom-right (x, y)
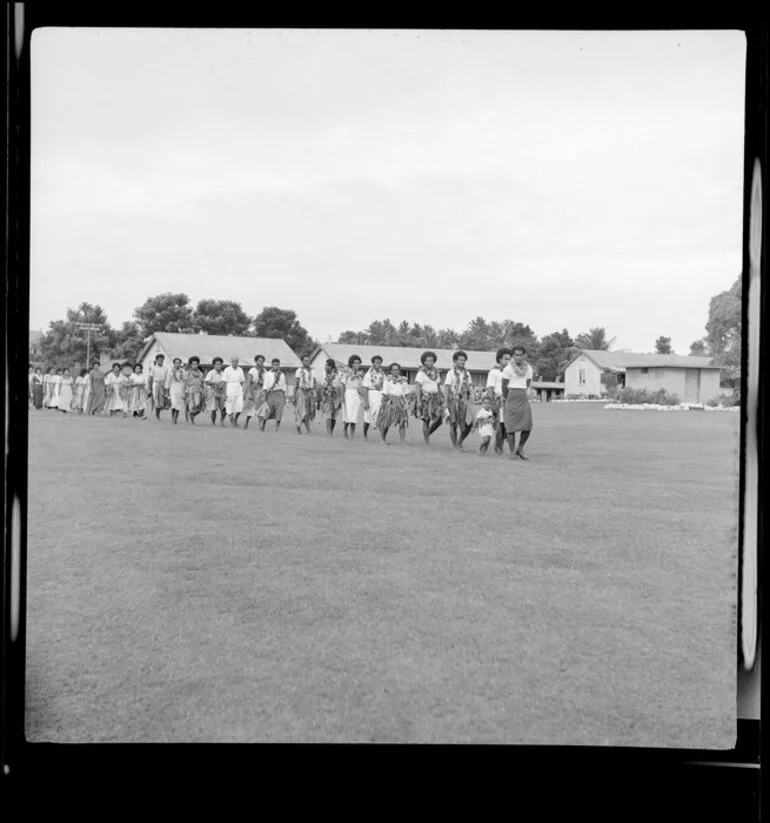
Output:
top-left (349, 423), bottom-right (356, 440)
top-left (422, 420), bottom-right (431, 445)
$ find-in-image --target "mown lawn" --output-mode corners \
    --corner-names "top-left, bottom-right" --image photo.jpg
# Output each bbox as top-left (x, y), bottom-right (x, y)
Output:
top-left (25, 402), bottom-right (739, 746)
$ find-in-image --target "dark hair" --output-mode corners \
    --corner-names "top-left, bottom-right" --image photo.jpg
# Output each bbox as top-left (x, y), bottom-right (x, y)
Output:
top-left (271, 358), bottom-right (281, 365)
top-left (255, 354), bottom-right (265, 362)
top-left (79, 368), bottom-right (88, 377)
top-left (348, 354), bottom-right (362, 368)
top-left (212, 357), bottom-right (224, 365)
top-left (112, 362), bottom-right (121, 370)
top-left (92, 359), bottom-right (100, 366)
top-left (325, 358), bottom-right (337, 369)
top-left (496, 347), bottom-right (513, 364)
top-left (188, 356), bottom-right (200, 365)
top-left (453, 350), bottom-right (468, 363)
top-left (155, 354), bottom-right (165, 361)
top-left (389, 362), bottom-right (401, 371)
top-left (47, 367), bottom-right (55, 373)
top-left (134, 364), bottom-right (143, 371)
top-left (420, 350), bottom-right (437, 365)
top-left (371, 355), bottom-right (383, 364)
top-left (55, 368), bottom-right (62, 374)
top-left (301, 353), bottom-right (311, 361)
top-left (512, 346), bottom-right (527, 356)
top-left (173, 358), bottom-right (182, 364)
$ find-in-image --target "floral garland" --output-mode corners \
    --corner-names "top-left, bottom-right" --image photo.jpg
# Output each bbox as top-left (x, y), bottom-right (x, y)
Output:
top-left (511, 359), bottom-right (529, 378)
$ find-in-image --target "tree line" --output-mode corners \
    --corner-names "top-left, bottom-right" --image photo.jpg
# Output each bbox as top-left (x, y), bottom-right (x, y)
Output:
top-left (34, 295), bottom-right (317, 371)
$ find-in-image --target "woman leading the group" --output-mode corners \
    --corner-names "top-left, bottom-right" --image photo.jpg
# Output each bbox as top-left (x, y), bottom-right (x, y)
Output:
top-left (293, 353), bottom-right (317, 435)
top-left (340, 355), bottom-right (365, 439)
top-left (86, 359), bottom-right (106, 415)
top-left (443, 350), bottom-right (476, 451)
top-left (377, 362), bottom-right (410, 446)
top-left (414, 350), bottom-right (445, 446)
top-left (501, 346), bottom-right (534, 460)
top-left (318, 358), bottom-right (344, 437)
top-left (148, 354), bottom-right (170, 422)
top-left (361, 355), bottom-right (385, 440)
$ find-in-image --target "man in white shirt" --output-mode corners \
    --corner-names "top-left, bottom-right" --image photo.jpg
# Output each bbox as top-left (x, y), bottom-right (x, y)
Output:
top-left (485, 347), bottom-right (512, 455)
top-left (222, 357), bottom-right (246, 427)
top-left (147, 354), bottom-right (169, 422)
top-left (259, 358), bottom-right (288, 431)
top-left (501, 345), bottom-right (534, 460)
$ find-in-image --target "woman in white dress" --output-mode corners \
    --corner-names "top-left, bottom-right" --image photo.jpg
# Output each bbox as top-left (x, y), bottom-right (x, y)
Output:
top-left (58, 367), bottom-right (74, 412)
top-left (49, 369), bottom-right (62, 410)
top-left (128, 364), bottom-right (149, 418)
top-left (105, 362), bottom-right (128, 417)
top-left (166, 358), bottom-right (188, 425)
top-left (340, 355), bottom-right (365, 439)
top-left (74, 369), bottom-right (88, 413)
top-left (361, 355), bottom-right (386, 440)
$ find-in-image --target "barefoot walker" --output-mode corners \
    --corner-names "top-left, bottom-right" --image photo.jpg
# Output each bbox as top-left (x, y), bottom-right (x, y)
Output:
top-left (414, 350), bottom-right (445, 446)
top-left (501, 346), bottom-right (534, 460)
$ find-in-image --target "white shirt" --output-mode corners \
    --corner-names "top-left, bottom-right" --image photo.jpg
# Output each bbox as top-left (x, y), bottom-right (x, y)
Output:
top-left (223, 365), bottom-right (245, 384)
top-left (263, 370), bottom-right (287, 393)
top-left (149, 364), bottom-right (169, 385)
top-left (294, 367), bottom-right (316, 390)
top-left (486, 367), bottom-right (506, 397)
top-left (381, 377), bottom-right (408, 397)
top-left (362, 367), bottom-right (385, 392)
top-left (501, 362), bottom-right (533, 389)
top-left (415, 369), bottom-right (440, 394)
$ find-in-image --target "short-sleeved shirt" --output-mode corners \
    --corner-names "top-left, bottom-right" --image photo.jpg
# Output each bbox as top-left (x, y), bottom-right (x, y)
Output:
top-left (415, 368), bottom-right (441, 394)
top-left (444, 366), bottom-right (473, 395)
top-left (223, 366), bottom-right (245, 384)
top-left (362, 367), bottom-right (385, 392)
top-left (248, 366), bottom-right (266, 387)
top-left (341, 370), bottom-right (365, 390)
top-left (294, 367), bottom-right (315, 390)
top-left (382, 376), bottom-right (408, 397)
top-left (486, 367), bottom-right (506, 397)
top-left (149, 364), bottom-right (169, 385)
top-left (501, 362), bottom-right (533, 389)
top-left (263, 370), bottom-right (287, 393)
top-left (205, 368), bottom-right (224, 385)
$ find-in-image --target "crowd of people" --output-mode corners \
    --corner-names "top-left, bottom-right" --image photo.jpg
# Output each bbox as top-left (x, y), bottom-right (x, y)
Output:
top-left (28, 346), bottom-right (535, 458)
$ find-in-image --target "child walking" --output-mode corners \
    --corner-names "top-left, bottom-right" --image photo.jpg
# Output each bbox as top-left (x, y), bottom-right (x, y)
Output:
top-left (473, 395), bottom-right (496, 456)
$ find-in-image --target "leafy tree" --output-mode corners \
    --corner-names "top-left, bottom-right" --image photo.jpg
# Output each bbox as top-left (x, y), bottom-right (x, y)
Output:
top-left (460, 316), bottom-right (492, 350)
top-left (192, 299), bottom-right (252, 336)
top-left (110, 320), bottom-right (146, 365)
top-left (655, 336), bottom-right (673, 355)
top-left (38, 302), bottom-right (113, 370)
top-left (133, 293), bottom-right (195, 336)
top-left (689, 339), bottom-right (708, 356)
top-left (705, 276), bottom-right (741, 385)
top-left (253, 306), bottom-right (316, 357)
top-left (436, 328), bottom-right (460, 349)
top-left (533, 329), bottom-right (575, 382)
top-left (337, 330), bottom-right (369, 344)
top-left (575, 327), bottom-right (615, 351)
top-left (501, 320), bottom-right (539, 357)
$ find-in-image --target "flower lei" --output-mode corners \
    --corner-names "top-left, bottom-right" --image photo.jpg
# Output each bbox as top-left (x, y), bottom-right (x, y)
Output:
top-left (366, 366), bottom-right (385, 390)
top-left (511, 359), bottom-right (529, 378)
top-left (419, 366), bottom-right (439, 383)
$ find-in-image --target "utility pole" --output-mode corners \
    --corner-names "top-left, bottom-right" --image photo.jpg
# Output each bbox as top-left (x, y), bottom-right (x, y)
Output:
top-left (75, 322), bottom-right (102, 371)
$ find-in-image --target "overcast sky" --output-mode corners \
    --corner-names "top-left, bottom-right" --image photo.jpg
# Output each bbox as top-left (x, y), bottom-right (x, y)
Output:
top-left (30, 28), bottom-right (745, 352)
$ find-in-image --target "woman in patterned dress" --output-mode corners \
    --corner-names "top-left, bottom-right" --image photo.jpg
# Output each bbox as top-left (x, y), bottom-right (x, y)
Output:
top-left (293, 353), bottom-right (317, 435)
top-left (166, 357), bottom-right (187, 425)
top-left (105, 363), bottom-right (128, 417)
top-left (86, 360), bottom-right (106, 415)
top-left (414, 350), bottom-right (445, 446)
top-left (361, 355), bottom-right (385, 440)
top-left (443, 350), bottom-right (476, 451)
top-left (377, 362), bottom-right (410, 445)
top-left (340, 355), bottom-right (365, 439)
top-left (184, 356), bottom-right (205, 424)
top-left (128, 364), bottom-right (149, 418)
top-left (318, 358), bottom-right (344, 437)
top-left (205, 357), bottom-right (227, 426)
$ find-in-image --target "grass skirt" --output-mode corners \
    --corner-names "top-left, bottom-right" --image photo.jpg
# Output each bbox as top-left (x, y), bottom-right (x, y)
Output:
top-left (205, 383), bottom-right (226, 412)
top-left (294, 387), bottom-right (316, 424)
top-left (129, 385), bottom-right (148, 414)
top-left (446, 393), bottom-right (475, 427)
top-left (186, 388), bottom-right (204, 415)
top-left (419, 391), bottom-right (444, 423)
top-left (377, 394), bottom-right (409, 429)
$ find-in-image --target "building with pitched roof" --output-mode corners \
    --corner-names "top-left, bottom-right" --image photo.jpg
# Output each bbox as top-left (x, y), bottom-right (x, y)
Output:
top-left (137, 332), bottom-right (302, 386)
top-left (563, 350), bottom-right (722, 403)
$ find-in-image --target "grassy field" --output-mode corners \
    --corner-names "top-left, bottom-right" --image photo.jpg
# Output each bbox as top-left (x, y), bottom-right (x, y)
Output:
top-left (25, 402), bottom-right (739, 746)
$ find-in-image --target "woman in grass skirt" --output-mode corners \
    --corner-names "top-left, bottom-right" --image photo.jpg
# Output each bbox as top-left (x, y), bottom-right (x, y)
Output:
top-left (341, 354), bottom-right (365, 439)
top-left (377, 362), bottom-right (410, 445)
top-left (128, 364), bottom-right (148, 418)
top-left (293, 353), bottom-right (317, 435)
top-left (414, 350), bottom-right (445, 446)
top-left (205, 357), bottom-right (228, 426)
top-left (184, 356), bottom-right (205, 423)
top-left (443, 350), bottom-right (476, 450)
top-left (318, 358), bottom-right (344, 437)
top-left (501, 345), bottom-right (534, 460)
top-left (362, 355), bottom-right (386, 440)
top-left (243, 355), bottom-right (266, 429)
top-left (258, 359), bottom-right (288, 432)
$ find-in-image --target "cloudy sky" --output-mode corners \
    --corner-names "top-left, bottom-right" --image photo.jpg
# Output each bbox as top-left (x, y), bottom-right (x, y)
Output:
top-left (30, 28), bottom-right (745, 352)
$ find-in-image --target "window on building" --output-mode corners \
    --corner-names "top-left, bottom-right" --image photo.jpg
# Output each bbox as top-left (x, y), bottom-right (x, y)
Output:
top-left (578, 368), bottom-right (587, 386)
top-left (641, 368), bottom-right (649, 375)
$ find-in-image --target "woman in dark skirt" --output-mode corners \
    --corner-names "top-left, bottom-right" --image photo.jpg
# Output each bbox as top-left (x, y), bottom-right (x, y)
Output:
top-left (501, 345), bottom-right (534, 460)
top-left (86, 359), bottom-right (107, 415)
top-left (31, 367), bottom-right (44, 409)
top-left (414, 350), bottom-right (445, 446)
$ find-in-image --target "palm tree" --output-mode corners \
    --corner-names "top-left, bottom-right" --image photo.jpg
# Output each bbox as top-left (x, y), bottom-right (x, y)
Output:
top-left (575, 327), bottom-right (616, 351)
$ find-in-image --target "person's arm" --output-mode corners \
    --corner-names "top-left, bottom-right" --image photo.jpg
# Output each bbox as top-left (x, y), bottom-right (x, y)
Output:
top-left (502, 378), bottom-right (510, 400)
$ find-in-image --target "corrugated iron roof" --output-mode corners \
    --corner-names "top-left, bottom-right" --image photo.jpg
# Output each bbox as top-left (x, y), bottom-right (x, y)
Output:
top-left (140, 332), bottom-right (302, 367)
top-left (314, 343), bottom-right (500, 372)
